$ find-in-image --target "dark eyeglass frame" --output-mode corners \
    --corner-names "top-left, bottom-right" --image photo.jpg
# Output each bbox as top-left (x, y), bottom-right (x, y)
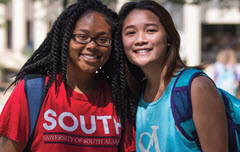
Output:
top-left (72, 34), bottom-right (112, 47)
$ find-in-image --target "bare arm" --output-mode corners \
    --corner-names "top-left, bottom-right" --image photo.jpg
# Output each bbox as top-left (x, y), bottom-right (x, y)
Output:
top-left (191, 76), bottom-right (228, 152)
top-left (0, 136), bottom-right (21, 152)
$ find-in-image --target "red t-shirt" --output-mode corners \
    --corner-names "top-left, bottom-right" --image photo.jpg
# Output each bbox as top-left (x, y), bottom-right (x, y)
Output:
top-left (0, 74), bottom-right (135, 152)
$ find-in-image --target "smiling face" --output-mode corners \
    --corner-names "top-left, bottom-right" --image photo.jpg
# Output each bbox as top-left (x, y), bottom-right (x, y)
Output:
top-left (122, 9), bottom-right (168, 70)
top-left (68, 11), bottom-right (112, 74)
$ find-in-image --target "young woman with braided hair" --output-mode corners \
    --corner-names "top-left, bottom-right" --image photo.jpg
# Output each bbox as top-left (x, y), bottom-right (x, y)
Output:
top-left (0, 0), bottom-right (135, 151)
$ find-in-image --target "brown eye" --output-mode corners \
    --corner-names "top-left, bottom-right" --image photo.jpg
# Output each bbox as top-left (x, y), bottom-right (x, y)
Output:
top-left (76, 35), bottom-right (89, 41)
top-left (126, 31), bottom-right (135, 36)
top-left (147, 29), bottom-right (157, 33)
top-left (97, 38), bottom-right (108, 43)
top-left (96, 37), bottom-right (111, 46)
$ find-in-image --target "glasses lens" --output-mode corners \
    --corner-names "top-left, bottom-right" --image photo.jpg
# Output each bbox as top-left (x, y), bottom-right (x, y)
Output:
top-left (96, 37), bottom-right (111, 46)
top-left (73, 34), bottom-right (111, 46)
top-left (74, 34), bottom-right (91, 43)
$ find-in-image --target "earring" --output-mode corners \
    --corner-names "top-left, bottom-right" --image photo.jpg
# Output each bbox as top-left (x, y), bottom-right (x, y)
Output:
top-left (167, 43), bottom-right (171, 52)
top-left (96, 67), bottom-right (102, 74)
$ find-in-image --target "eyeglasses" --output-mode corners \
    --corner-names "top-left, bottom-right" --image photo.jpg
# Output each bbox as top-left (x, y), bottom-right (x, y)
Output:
top-left (72, 34), bottom-right (112, 47)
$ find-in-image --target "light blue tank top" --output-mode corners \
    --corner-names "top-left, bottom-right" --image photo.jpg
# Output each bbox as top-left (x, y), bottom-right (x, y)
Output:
top-left (136, 76), bottom-right (201, 152)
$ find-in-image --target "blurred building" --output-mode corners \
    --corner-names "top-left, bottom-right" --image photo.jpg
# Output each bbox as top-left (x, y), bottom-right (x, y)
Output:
top-left (0, 0), bottom-right (240, 85)
top-left (201, 0), bottom-right (240, 63)
top-left (163, 0), bottom-right (240, 66)
top-left (0, 0), bottom-right (64, 86)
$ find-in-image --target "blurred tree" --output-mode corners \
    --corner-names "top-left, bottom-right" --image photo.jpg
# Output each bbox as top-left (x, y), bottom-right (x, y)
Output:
top-left (62, 0), bottom-right (67, 8)
top-left (0, 0), bottom-right (9, 3)
top-left (101, 0), bottom-right (117, 6)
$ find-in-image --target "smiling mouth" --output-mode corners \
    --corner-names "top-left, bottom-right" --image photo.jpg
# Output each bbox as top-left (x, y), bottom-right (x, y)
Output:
top-left (81, 54), bottom-right (99, 59)
top-left (134, 49), bottom-right (152, 53)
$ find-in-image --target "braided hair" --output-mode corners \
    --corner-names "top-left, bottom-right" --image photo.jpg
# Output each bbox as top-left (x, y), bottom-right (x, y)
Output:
top-left (9, 0), bottom-right (115, 92)
top-left (8, 0), bottom-right (136, 134)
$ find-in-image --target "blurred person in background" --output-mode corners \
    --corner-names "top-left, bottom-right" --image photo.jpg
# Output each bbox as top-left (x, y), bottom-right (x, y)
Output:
top-left (213, 48), bottom-right (240, 97)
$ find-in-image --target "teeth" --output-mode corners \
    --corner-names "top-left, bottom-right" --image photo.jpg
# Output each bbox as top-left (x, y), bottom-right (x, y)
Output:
top-left (82, 54), bottom-right (98, 59)
top-left (136, 50), bottom-right (149, 53)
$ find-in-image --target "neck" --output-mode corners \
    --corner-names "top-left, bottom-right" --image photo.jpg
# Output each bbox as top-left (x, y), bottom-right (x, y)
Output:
top-left (142, 66), bottom-right (182, 103)
top-left (143, 66), bottom-right (167, 103)
top-left (66, 66), bottom-right (96, 95)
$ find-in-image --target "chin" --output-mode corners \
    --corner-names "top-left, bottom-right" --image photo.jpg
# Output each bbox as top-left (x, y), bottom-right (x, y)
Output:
top-left (133, 61), bottom-right (149, 67)
top-left (77, 65), bottom-right (96, 74)
top-left (85, 69), bottom-right (98, 74)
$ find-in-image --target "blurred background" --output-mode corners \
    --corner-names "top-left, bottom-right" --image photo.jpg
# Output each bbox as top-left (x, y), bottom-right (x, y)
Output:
top-left (0, 0), bottom-right (240, 112)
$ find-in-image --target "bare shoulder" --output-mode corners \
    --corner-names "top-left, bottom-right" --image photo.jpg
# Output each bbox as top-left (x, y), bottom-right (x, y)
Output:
top-left (190, 75), bottom-right (225, 114)
top-left (0, 136), bottom-right (21, 152)
top-left (190, 76), bottom-right (228, 152)
top-left (191, 75), bottom-right (216, 92)
top-left (190, 75), bottom-right (226, 116)
top-left (191, 76), bottom-right (222, 103)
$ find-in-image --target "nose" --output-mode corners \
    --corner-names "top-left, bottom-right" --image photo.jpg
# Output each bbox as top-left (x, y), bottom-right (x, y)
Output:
top-left (134, 32), bottom-right (148, 46)
top-left (86, 39), bottom-right (98, 49)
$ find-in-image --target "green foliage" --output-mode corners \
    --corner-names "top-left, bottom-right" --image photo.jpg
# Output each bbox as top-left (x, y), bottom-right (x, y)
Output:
top-left (23, 50), bottom-right (34, 58)
top-left (169, 0), bottom-right (186, 4)
top-left (0, 0), bottom-right (10, 3)
top-left (0, 22), bottom-right (6, 28)
top-left (100, 0), bottom-right (117, 6)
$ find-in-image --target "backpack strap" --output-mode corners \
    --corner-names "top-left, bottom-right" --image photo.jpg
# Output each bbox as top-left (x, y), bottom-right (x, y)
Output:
top-left (219, 88), bottom-right (240, 127)
top-left (172, 68), bottom-right (240, 152)
top-left (171, 68), bottom-right (206, 143)
top-left (23, 74), bottom-right (46, 152)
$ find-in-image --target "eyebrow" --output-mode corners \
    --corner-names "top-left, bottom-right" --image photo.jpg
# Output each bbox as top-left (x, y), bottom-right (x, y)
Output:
top-left (123, 25), bottom-right (135, 31)
top-left (145, 23), bottom-right (159, 27)
top-left (76, 29), bottom-right (89, 33)
top-left (123, 23), bottom-right (159, 31)
top-left (75, 29), bottom-right (110, 36)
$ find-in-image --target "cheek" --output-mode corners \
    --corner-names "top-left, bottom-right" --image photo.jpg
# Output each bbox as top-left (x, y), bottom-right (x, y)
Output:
top-left (69, 40), bottom-right (78, 53)
top-left (122, 37), bottom-right (132, 51)
top-left (103, 47), bottom-right (112, 62)
top-left (106, 50), bottom-right (111, 60)
top-left (122, 38), bottom-right (134, 59)
top-left (69, 39), bottom-right (76, 48)
top-left (69, 40), bottom-right (85, 54)
top-left (124, 48), bottom-right (134, 64)
top-left (68, 42), bottom-right (75, 56)
top-left (150, 35), bottom-right (168, 49)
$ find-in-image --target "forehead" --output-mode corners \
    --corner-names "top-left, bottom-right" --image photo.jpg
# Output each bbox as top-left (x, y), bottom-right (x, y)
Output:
top-left (123, 9), bottom-right (160, 27)
top-left (74, 11), bottom-right (111, 34)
